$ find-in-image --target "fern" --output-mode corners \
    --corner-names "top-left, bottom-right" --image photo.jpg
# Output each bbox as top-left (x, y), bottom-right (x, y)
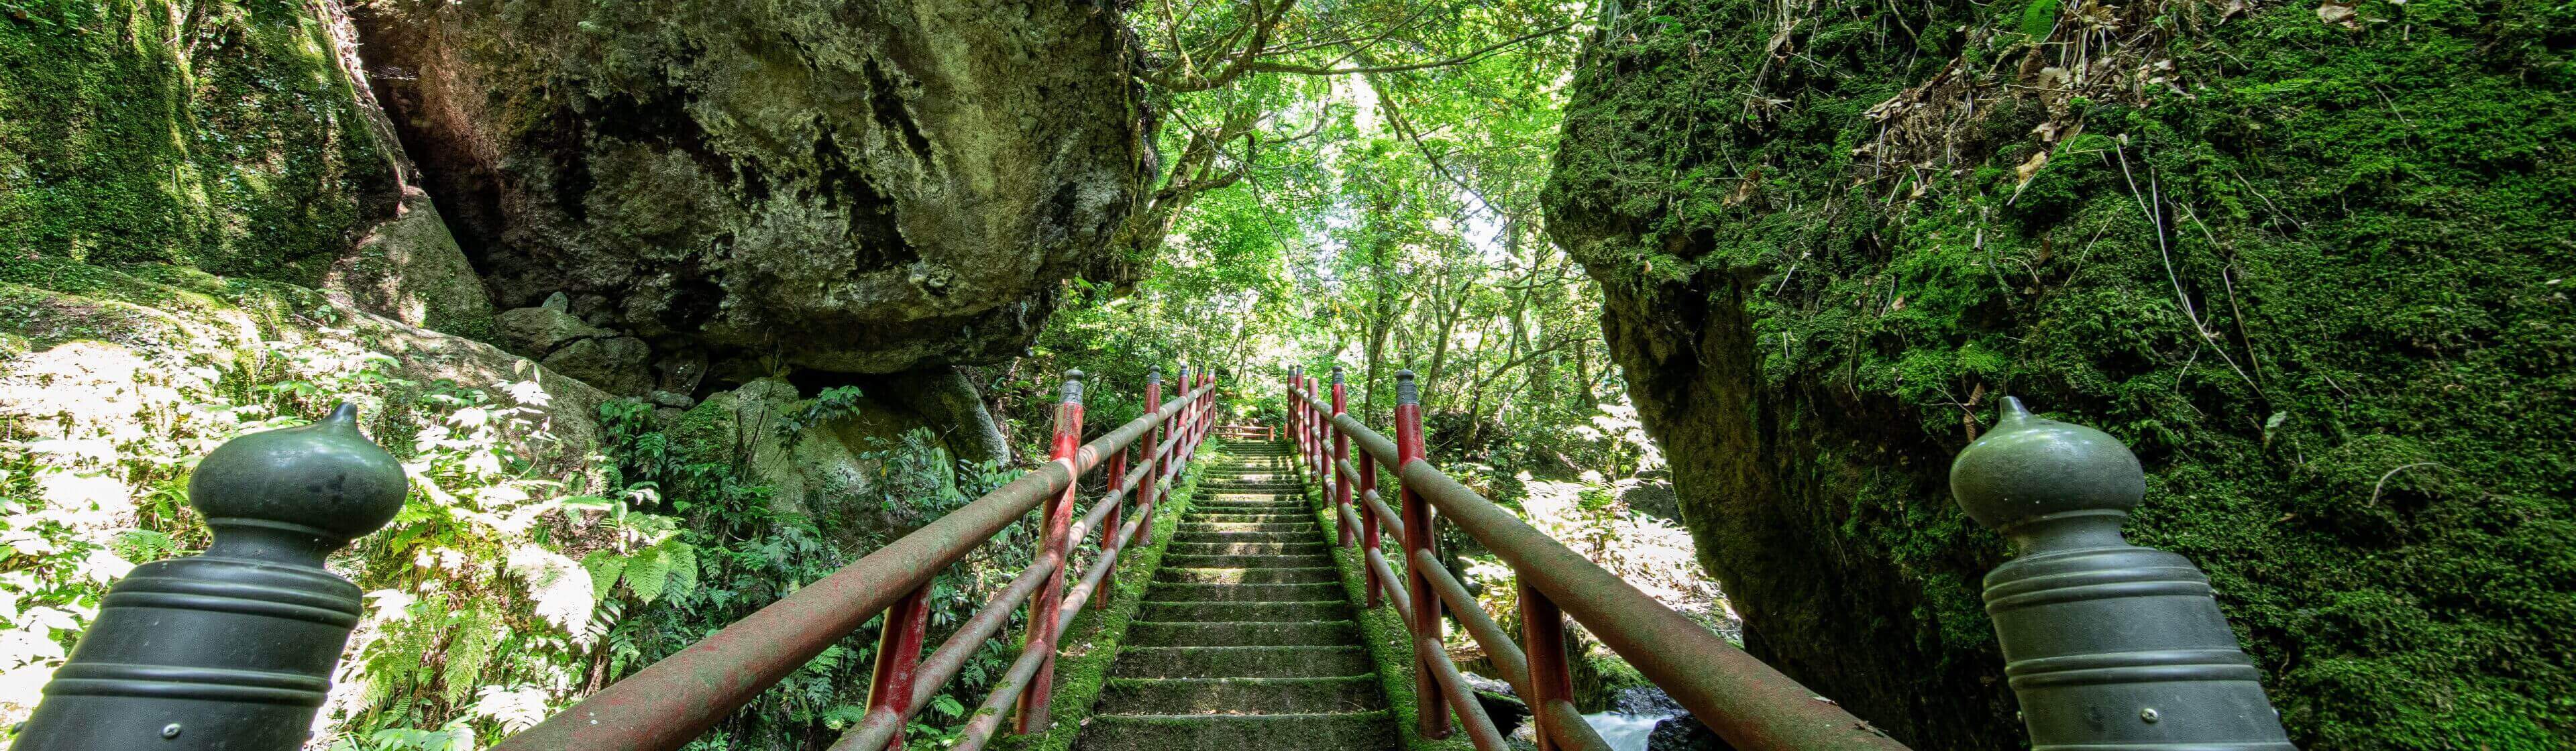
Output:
top-left (626, 546), bottom-right (672, 604)
top-left (439, 608), bottom-right (498, 707)
top-left (663, 542), bottom-right (699, 601)
top-left (583, 551), bottom-right (627, 600)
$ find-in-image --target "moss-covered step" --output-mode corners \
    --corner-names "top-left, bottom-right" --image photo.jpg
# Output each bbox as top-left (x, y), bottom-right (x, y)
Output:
top-left (1137, 599), bottom-right (1350, 622)
top-left (1153, 566), bottom-right (1342, 585)
top-left (1094, 676), bottom-right (1387, 715)
top-left (1071, 441), bottom-right (1394, 751)
top-left (1165, 540), bottom-right (1330, 557)
top-left (1172, 530), bottom-right (1326, 544)
top-left (1171, 512), bottom-right (1315, 523)
top-left (1177, 521), bottom-right (1320, 533)
top-left (1155, 553), bottom-right (1337, 570)
top-left (1074, 711), bottom-right (1396, 751)
top-left (1107, 645), bottom-right (1374, 679)
top-left (1144, 582), bottom-right (1347, 602)
top-left (1122, 620), bottom-right (1363, 647)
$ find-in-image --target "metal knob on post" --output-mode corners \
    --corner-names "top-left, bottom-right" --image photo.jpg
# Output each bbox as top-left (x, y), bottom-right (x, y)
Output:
top-left (14, 404), bottom-right (407, 751)
top-left (1951, 398), bottom-right (2294, 750)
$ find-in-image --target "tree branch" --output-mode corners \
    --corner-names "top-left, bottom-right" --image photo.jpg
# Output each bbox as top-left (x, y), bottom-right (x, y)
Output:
top-left (1247, 24), bottom-right (1570, 76)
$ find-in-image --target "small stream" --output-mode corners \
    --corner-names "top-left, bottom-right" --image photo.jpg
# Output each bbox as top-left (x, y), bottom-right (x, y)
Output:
top-left (1581, 711), bottom-right (1672, 751)
top-left (1582, 685), bottom-right (1693, 751)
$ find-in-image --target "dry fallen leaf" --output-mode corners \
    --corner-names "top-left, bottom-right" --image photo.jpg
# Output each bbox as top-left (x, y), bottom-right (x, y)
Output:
top-left (2317, 0), bottom-right (2360, 29)
top-left (2035, 66), bottom-right (2073, 91)
top-left (2015, 150), bottom-right (2051, 190)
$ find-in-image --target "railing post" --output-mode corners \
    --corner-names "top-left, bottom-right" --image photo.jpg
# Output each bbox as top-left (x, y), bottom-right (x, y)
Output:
top-left (1016, 371), bottom-right (1086, 734)
top-left (863, 584), bottom-right (933, 749)
top-left (13, 404), bottom-right (405, 751)
top-left (1393, 370), bottom-right (1452, 738)
top-left (1132, 367), bottom-right (1163, 547)
top-left (1307, 376), bottom-right (1326, 483)
top-left (1951, 398), bottom-right (2295, 750)
top-left (1178, 365), bottom-right (1196, 460)
top-left (1096, 439), bottom-right (1128, 613)
top-left (1519, 583), bottom-right (1576, 751)
top-left (1286, 366), bottom-right (1302, 471)
top-left (1330, 366), bottom-right (1352, 546)
top-left (1359, 448), bottom-right (1383, 609)
top-left (1196, 371), bottom-right (1212, 449)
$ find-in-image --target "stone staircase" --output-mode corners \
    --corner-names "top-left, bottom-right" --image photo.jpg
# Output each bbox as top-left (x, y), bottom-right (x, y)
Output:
top-left (1073, 441), bottom-right (1397, 750)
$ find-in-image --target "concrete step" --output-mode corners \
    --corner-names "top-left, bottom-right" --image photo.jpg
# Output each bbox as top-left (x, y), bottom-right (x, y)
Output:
top-left (1177, 521), bottom-right (1320, 533)
top-left (1158, 553), bottom-right (1335, 570)
top-left (1139, 599), bottom-right (1349, 622)
top-left (1154, 566), bottom-right (1340, 585)
top-left (1172, 530), bottom-right (1318, 544)
top-left (1123, 620), bottom-right (1360, 646)
top-left (1093, 675), bottom-right (1385, 715)
top-left (1073, 711), bottom-right (1396, 751)
top-left (1183, 509), bottom-right (1307, 520)
top-left (1144, 581), bottom-right (1345, 602)
top-left (1182, 513), bottom-right (1313, 524)
top-left (1107, 645), bottom-right (1373, 679)
top-left (1167, 540), bottom-right (1329, 557)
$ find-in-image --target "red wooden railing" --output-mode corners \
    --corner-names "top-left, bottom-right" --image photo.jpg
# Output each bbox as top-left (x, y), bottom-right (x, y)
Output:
top-left (1288, 365), bottom-right (1910, 751)
top-left (493, 367), bottom-right (1220, 751)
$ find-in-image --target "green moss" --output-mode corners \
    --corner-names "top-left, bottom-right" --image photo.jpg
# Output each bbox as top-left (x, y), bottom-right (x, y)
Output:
top-left (998, 452), bottom-right (1208, 751)
top-left (1, 0), bottom-right (400, 282)
top-left (1547, 0), bottom-right (2575, 748)
top-left (1317, 481), bottom-right (1475, 751)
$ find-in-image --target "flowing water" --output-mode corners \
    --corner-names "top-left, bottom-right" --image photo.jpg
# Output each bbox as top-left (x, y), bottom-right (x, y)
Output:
top-left (1582, 711), bottom-right (1672, 751)
top-left (1581, 686), bottom-right (1686, 751)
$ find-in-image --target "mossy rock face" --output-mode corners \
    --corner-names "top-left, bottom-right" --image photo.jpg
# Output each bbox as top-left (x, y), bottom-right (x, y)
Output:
top-left (348, 0), bottom-right (1152, 375)
top-left (1544, 0), bottom-right (2575, 748)
top-left (1, 0), bottom-right (492, 338)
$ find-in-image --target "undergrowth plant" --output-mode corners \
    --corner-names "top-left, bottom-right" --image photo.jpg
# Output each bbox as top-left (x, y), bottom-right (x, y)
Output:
top-left (0, 328), bottom-right (1063, 750)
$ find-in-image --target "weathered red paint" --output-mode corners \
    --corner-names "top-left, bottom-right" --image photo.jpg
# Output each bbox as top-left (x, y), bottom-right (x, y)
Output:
top-left (1296, 380), bottom-right (1901, 751)
top-left (1521, 584), bottom-right (1575, 751)
top-left (862, 584), bottom-right (932, 750)
top-left (1018, 380), bottom-right (1088, 734)
top-left (1358, 451), bottom-right (1383, 608)
top-left (495, 378), bottom-right (1210, 751)
top-left (954, 504), bottom-right (1150, 751)
top-left (1330, 375), bottom-right (1352, 546)
top-left (1397, 462), bottom-right (1909, 750)
top-left (1391, 393), bottom-right (1450, 740)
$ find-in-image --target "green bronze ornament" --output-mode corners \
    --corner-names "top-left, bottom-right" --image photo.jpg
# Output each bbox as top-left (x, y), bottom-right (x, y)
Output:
top-left (1951, 397), bottom-right (2296, 750)
top-left (13, 403), bottom-right (407, 751)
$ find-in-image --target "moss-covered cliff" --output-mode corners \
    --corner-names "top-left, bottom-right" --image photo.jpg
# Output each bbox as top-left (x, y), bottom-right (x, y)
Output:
top-left (1544, 0), bottom-right (2573, 748)
top-left (2, 0), bottom-right (494, 337)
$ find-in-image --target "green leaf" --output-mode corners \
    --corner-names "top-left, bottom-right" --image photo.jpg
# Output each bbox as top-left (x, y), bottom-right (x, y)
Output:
top-left (664, 542), bottom-right (698, 600)
top-left (583, 551), bottom-right (628, 600)
top-left (627, 546), bottom-right (671, 603)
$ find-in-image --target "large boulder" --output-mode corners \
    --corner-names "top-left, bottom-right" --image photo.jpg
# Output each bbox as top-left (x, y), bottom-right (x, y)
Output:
top-left (350, 0), bottom-right (1152, 376)
top-left (1545, 1), bottom-right (2573, 748)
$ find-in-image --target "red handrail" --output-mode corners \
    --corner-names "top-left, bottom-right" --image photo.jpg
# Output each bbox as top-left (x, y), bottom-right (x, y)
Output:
top-left (1290, 370), bottom-right (1909, 751)
top-left (495, 369), bottom-right (1220, 751)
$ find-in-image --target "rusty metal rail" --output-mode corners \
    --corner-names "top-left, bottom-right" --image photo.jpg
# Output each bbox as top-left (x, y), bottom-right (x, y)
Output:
top-left (1289, 367), bottom-right (1910, 751)
top-left (494, 367), bottom-right (1220, 751)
